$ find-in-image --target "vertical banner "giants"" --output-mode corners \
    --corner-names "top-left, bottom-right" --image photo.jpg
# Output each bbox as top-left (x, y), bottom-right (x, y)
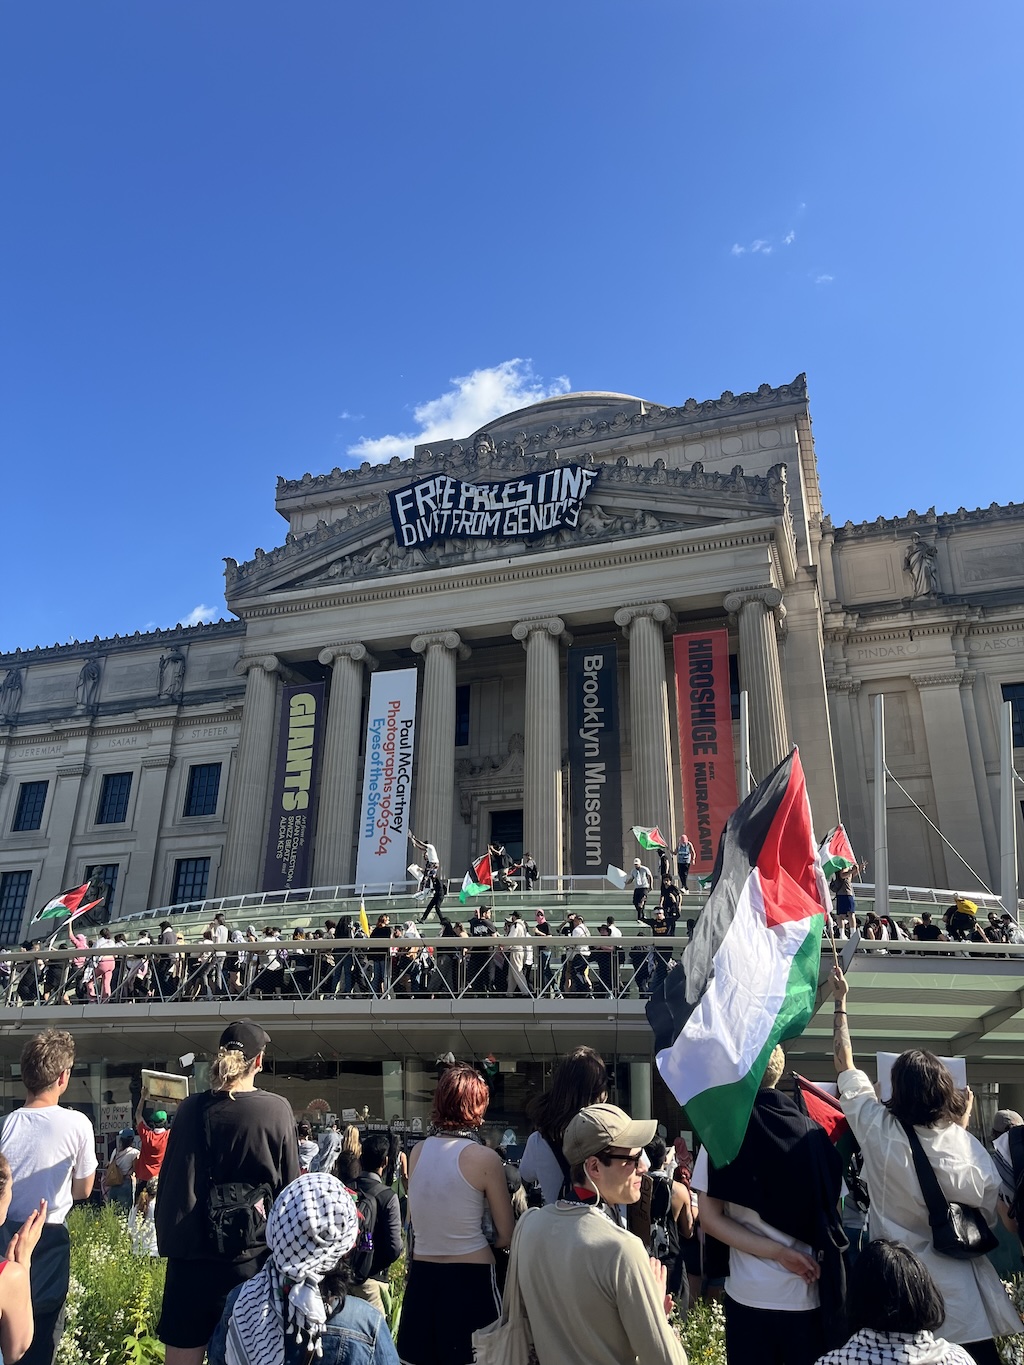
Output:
top-left (354, 668), bottom-right (417, 890)
top-left (263, 682), bottom-right (326, 891)
top-left (567, 644), bottom-right (623, 874)
top-left (672, 629), bottom-right (738, 875)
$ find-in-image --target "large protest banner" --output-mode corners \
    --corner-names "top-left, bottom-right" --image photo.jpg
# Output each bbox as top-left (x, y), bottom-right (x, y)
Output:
top-left (672, 629), bottom-right (738, 875)
top-left (354, 668), bottom-right (418, 890)
top-left (388, 464), bottom-right (599, 549)
top-left (567, 643), bottom-right (623, 874)
top-left (263, 682), bottom-right (326, 891)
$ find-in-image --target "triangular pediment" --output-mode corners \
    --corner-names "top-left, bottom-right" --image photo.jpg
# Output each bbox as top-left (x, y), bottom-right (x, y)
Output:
top-left (227, 450), bottom-right (789, 602)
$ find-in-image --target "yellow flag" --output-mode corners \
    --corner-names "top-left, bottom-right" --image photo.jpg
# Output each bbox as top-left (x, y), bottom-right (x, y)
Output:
top-left (359, 899), bottom-right (370, 936)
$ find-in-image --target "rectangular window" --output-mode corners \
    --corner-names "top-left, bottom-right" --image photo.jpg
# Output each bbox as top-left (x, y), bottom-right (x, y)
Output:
top-left (172, 857), bottom-right (210, 903)
top-left (183, 763), bottom-right (222, 818)
top-left (0, 871), bottom-right (31, 945)
top-left (96, 773), bottom-right (132, 825)
top-left (12, 781), bottom-right (48, 832)
top-left (1003, 683), bottom-right (1024, 749)
top-left (455, 684), bottom-right (471, 747)
top-left (84, 864), bottom-right (119, 919)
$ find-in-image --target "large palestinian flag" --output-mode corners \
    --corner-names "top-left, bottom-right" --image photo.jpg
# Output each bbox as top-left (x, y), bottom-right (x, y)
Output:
top-left (32, 882), bottom-right (102, 924)
top-left (648, 748), bottom-right (830, 1168)
top-left (459, 852), bottom-right (493, 905)
top-left (818, 825), bottom-right (857, 880)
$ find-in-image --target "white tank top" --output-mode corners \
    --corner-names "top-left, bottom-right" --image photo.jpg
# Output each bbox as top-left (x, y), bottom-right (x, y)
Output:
top-left (409, 1136), bottom-right (489, 1257)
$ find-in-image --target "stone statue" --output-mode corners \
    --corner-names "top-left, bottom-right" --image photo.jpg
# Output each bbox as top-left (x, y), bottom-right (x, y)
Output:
top-left (75, 658), bottom-right (101, 707)
top-left (472, 431), bottom-right (496, 461)
top-left (159, 650), bottom-right (186, 701)
top-left (0, 667), bottom-right (24, 723)
top-left (903, 532), bottom-right (939, 598)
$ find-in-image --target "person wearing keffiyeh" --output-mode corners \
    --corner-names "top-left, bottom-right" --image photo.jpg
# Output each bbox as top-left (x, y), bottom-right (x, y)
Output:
top-left (208, 1172), bottom-right (399, 1365)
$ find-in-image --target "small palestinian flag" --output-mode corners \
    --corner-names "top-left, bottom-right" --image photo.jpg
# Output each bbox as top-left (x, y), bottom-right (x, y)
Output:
top-left (632, 826), bottom-right (668, 850)
top-left (648, 748), bottom-right (829, 1168)
top-left (33, 883), bottom-right (100, 923)
top-left (459, 853), bottom-right (492, 905)
top-left (818, 825), bottom-right (857, 880)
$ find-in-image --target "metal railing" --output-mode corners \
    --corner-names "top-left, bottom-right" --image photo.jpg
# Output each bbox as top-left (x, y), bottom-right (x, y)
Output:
top-left (3, 929), bottom-right (1022, 1014)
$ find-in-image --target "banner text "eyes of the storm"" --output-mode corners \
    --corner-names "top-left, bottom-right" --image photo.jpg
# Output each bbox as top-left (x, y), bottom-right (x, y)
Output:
top-left (389, 465), bottom-right (599, 549)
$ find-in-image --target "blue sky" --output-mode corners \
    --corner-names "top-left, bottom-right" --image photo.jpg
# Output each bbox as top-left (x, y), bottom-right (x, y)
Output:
top-left (3, 1), bottom-right (1021, 653)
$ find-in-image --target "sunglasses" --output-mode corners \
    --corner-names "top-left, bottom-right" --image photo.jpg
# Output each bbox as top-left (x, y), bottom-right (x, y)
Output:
top-left (596, 1149), bottom-right (643, 1170)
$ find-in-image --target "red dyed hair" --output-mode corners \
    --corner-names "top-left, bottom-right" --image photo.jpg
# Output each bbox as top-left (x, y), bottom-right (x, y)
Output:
top-left (431, 1062), bottom-right (489, 1130)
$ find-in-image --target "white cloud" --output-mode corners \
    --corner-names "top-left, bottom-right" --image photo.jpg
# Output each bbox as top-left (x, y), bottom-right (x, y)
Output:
top-left (784, 231), bottom-right (795, 245)
top-left (347, 359), bottom-right (571, 465)
top-left (180, 604), bottom-right (219, 627)
top-left (815, 274), bottom-right (834, 285)
top-left (751, 239), bottom-right (769, 253)
top-left (337, 410), bottom-right (364, 421)
top-left (730, 243), bottom-right (746, 256)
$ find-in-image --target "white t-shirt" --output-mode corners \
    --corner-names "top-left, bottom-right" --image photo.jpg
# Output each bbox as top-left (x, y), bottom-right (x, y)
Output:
top-left (691, 1146), bottom-right (818, 1311)
top-left (2, 1106), bottom-right (97, 1223)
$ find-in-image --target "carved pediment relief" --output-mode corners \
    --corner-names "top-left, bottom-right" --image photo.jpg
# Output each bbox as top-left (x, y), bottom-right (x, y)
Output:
top-left (227, 449), bottom-right (790, 602)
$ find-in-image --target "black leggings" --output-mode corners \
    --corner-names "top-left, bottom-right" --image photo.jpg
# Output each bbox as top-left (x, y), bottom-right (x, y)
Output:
top-left (724, 1295), bottom-right (824, 1365)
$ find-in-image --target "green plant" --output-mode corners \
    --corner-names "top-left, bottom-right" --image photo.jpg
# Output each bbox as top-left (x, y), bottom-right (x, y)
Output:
top-left (388, 1254), bottom-right (407, 1338)
top-left (57, 1205), bottom-right (165, 1365)
top-left (998, 1276), bottom-right (1024, 1365)
top-left (675, 1295), bottom-right (726, 1365)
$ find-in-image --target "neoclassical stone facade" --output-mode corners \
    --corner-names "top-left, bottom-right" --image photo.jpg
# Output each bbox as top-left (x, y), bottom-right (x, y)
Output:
top-left (1, 376), bottom-right (1022, 935)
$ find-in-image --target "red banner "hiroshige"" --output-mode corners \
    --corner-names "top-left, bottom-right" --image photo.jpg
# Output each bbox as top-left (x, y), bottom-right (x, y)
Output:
top-left (672, 629), bottom-right (738, 875)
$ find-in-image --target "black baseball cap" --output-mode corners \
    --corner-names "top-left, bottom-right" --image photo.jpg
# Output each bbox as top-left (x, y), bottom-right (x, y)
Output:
top-left (219, 1020), bottom-right (271, 1061)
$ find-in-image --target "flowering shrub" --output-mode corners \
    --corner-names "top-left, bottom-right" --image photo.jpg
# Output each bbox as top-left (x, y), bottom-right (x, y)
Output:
top-left (676, 1296), bottom-right (727, 1365)
top-left (57, 1205), bottom-right (165, 1365)
top-left (998, 1276), bottom-right (1024, 1365)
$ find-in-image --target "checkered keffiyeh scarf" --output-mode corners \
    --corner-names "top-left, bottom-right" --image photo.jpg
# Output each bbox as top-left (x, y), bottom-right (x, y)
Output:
top-left (816, 1329), bottom-right (975, 1365)
top-left (225, 1173), bottom-right (359, 1365)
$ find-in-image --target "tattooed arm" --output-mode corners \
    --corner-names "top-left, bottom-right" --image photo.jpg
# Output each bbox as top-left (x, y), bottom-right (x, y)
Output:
top-left (832, 965), bottom-right (854, 1074)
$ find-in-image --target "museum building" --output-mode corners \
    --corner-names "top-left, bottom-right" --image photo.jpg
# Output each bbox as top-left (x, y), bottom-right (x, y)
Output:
top-left (2, 374), bottom-right (1024, 1132)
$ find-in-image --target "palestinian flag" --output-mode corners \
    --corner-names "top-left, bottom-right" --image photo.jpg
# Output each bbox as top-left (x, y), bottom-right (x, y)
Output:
top-left (33, 883), bottom-right (101, 923)
top-left (793, 1074), bottom-right (853, 1150)
top-left (648, 748), bottom-right (829, 1168)
top-left (459, 853), bottom-right (492, 905)
top-left (632, 826), bottom-right (668, 850)
top-left (818, 825), bottom-right (857, 880)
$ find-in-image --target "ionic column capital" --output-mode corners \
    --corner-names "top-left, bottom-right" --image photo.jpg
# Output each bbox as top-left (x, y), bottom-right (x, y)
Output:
top-left (723, 586), bottom-right (784, 616)
top-left (410, 630), bottom-right (471, 661)
top-left (234, 654), bottom-right (280, 678)
top-left (512, 617), bottom-right (572, 650)
top-left (318, 642), bottom-right (379, 672)
top-left (614, 602), bottom-right (675, 635)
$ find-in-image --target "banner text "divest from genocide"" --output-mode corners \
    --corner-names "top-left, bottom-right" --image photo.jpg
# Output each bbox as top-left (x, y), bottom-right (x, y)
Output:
top-left (389, 466), bottom-right (599, 549)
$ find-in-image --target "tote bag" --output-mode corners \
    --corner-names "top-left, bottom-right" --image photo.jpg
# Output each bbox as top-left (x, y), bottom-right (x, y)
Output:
top-left (472, 1209), bottom-right (539, 1365)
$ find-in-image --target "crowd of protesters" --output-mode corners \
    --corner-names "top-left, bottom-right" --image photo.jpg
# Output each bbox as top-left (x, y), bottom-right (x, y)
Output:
top-left (1, 994), bottom-right (1024, 1363)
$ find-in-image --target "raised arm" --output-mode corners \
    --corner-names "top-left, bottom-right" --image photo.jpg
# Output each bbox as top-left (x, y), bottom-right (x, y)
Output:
top-left (832, 965), bottom-right (854, 1074)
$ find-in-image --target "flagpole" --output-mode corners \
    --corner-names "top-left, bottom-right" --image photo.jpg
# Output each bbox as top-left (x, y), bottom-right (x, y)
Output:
top-left (1000, 700), bottom-right (1018, 921)
top-left (738, 691), bottom-right (751, 799)
top-left (873, 693), bottom-right (889, 922)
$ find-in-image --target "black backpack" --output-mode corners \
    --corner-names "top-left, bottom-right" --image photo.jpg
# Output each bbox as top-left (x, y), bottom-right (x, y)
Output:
top-left (347, 1181), bottom-right (381, 1284)
top-left (648, 1170), bottom-right (676, 1261)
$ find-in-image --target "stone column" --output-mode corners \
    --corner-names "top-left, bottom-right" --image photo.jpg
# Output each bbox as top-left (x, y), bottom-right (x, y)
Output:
top-left (512, 617), bottom-right (571, 882)
top-left (410, 631), bottom-right (469, 874)
top-left (724, 588), bottom-right (789, 780)
top-left (912, 671), bottom-right (992, 891)
top-left (128, 752), bottom-right (175, 913)
top-left (219, 654), bottom-right (280, 896)
top-left (614, 602), bottom-right (675, 843)
top-left (959, 671), bottom-right (998, 881)
top-left (48, 761), bottom-right (91, 893)
top-left (313, 642), bottom-right (378, 888)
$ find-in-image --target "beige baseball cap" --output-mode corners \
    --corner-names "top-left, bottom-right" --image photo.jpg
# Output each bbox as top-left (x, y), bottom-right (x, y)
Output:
top-left (562, 1103), bottom-right (657, 1165)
